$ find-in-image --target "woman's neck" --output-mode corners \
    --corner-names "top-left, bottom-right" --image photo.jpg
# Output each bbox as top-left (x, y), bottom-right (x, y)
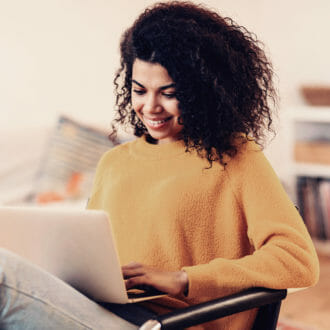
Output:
top-left (145, 134), bottom-right (158, 144)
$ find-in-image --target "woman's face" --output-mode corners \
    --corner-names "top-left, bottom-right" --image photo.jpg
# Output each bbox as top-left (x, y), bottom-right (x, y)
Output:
top-left (131, 59), bottom-right (183, 144)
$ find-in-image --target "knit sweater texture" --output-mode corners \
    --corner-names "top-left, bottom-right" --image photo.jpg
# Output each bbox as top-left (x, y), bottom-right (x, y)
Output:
top-left (87, 136), bottom-right (319, 330)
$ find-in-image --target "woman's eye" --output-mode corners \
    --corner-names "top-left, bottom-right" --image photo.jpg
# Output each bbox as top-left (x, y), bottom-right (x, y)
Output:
top-left (133, 90), bottom-right (145, 95)
top-left (163, 93), bottom-right (176, 99)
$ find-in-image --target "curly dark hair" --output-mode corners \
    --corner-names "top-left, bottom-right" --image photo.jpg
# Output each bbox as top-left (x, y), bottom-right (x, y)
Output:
top-left (112, 1), bottom-right (277, 165)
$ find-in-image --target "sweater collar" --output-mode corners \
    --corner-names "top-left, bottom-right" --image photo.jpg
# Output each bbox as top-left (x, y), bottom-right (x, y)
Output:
top-left (129, 135), bottom-right (187, 160)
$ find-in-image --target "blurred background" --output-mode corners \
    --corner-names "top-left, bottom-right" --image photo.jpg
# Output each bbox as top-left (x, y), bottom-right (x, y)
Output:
top-left (1, 1), bottom-right (330, 329)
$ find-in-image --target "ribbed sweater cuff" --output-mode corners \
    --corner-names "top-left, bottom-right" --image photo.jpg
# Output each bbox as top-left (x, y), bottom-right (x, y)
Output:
top-left (181, 264), bottom-right (211, 301)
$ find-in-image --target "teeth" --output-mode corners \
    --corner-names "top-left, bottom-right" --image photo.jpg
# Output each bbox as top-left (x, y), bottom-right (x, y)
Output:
top-left (145, 118), bottom-right (168, 125)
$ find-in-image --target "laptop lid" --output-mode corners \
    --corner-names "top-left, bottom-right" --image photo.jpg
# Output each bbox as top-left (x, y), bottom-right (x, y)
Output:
top-left (0, 206), bottom-right (166, 303)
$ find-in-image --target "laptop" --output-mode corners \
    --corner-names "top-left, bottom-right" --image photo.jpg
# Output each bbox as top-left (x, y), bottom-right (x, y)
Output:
top-left (0, 206), bottom-right (166, 303)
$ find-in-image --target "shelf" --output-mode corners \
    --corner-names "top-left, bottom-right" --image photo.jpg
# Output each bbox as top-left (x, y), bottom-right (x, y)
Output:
top-left (287, 106), bottom-right (330, 122)
top-left (293, 163), bottom-right (330, 178)
top-left (286, 106), bottom-right (330, 256)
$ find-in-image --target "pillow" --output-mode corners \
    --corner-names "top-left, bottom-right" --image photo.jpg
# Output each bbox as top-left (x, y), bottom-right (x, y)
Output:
top-left (32, 115), bottom-right (116, 204)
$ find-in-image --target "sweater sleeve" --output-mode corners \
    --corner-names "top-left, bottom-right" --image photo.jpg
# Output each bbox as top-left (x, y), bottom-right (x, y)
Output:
top-left (182, 143), bottom-right (319, 303)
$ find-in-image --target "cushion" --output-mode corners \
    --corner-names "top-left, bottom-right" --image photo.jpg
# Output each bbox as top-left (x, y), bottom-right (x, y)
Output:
top-left (32, 115), bottom-right (115, 204)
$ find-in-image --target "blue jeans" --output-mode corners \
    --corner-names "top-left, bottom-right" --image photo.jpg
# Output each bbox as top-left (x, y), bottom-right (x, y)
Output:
top-left (0, 248), bottom-right (156, 329)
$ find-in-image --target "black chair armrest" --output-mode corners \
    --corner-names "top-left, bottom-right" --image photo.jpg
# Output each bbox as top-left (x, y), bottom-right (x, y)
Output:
top-left (141, 287), bottom-right (287, 330)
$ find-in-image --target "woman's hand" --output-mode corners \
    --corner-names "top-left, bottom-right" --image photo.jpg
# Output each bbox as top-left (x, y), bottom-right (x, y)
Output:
top-left (122, 262), bottom-right (189, 297)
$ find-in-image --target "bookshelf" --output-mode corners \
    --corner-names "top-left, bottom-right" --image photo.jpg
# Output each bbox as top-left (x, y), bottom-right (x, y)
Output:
top-left (285, 106), bottom-right (330, 255)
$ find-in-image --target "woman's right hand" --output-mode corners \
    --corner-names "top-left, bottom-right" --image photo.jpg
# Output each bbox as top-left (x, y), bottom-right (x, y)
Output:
top-left (122, 262), bottom-right (189, 297)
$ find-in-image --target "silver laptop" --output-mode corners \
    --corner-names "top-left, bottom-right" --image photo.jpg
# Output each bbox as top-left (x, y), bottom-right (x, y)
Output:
top-left (0, 206), bottom-right (166, 303)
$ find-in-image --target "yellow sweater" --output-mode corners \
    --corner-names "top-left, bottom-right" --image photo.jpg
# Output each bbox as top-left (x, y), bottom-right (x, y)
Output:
top-left (88, 136), bottom-right (319, 329)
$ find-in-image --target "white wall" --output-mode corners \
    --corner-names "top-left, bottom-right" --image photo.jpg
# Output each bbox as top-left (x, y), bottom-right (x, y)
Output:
top-left (0, 0), bottom-right (152, 128)
top-left (1, 0), bottom-right (330, 177)
top-left (0, 0), bottom-right (264, 127)
top-left (259, 0), bottom-right (330, 105)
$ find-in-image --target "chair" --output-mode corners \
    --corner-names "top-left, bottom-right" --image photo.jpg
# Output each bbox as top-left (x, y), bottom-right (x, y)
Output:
top-left (139, 287), bottom-right (287, 330)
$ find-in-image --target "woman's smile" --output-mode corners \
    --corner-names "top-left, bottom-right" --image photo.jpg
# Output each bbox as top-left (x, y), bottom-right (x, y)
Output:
top-left (144, 116), bottom-right (173, 129)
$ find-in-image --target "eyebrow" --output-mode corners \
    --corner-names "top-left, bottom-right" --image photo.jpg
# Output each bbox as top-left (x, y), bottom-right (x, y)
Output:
top-left (132, 80), bottom-right (175, 90)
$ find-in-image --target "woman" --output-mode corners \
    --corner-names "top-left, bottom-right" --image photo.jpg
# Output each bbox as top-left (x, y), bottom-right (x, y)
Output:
top-left (0, 1), bottom-right (319, 329)
top-left (88, 1), bottom-right (319, 329)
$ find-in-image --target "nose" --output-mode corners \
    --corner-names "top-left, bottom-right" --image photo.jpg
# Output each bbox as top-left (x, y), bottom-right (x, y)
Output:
top-left (143, 94), bottom-right (162, 114)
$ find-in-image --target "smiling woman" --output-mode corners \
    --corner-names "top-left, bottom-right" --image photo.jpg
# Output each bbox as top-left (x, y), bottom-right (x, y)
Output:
top-left (0, 1), bottom-right (320, 330)
top-left (131, 59), bottom-right (183, 144)
top-left (87, 1), bottom-right (318, 329)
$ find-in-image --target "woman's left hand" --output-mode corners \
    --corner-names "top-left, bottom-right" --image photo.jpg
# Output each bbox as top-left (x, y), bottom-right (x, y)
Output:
top-left (122, 262), bottom-right (188, 297)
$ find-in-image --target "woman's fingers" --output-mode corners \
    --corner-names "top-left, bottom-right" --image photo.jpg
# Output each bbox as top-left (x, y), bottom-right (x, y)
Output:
top-left (122, 262), bottom-right (146, 279)
top-left (125, 274), bottom-right (151, 290)
top-left (122, 261), bottom-right (142, 269)
top-left (122, 263), bottom-right (189, 297)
